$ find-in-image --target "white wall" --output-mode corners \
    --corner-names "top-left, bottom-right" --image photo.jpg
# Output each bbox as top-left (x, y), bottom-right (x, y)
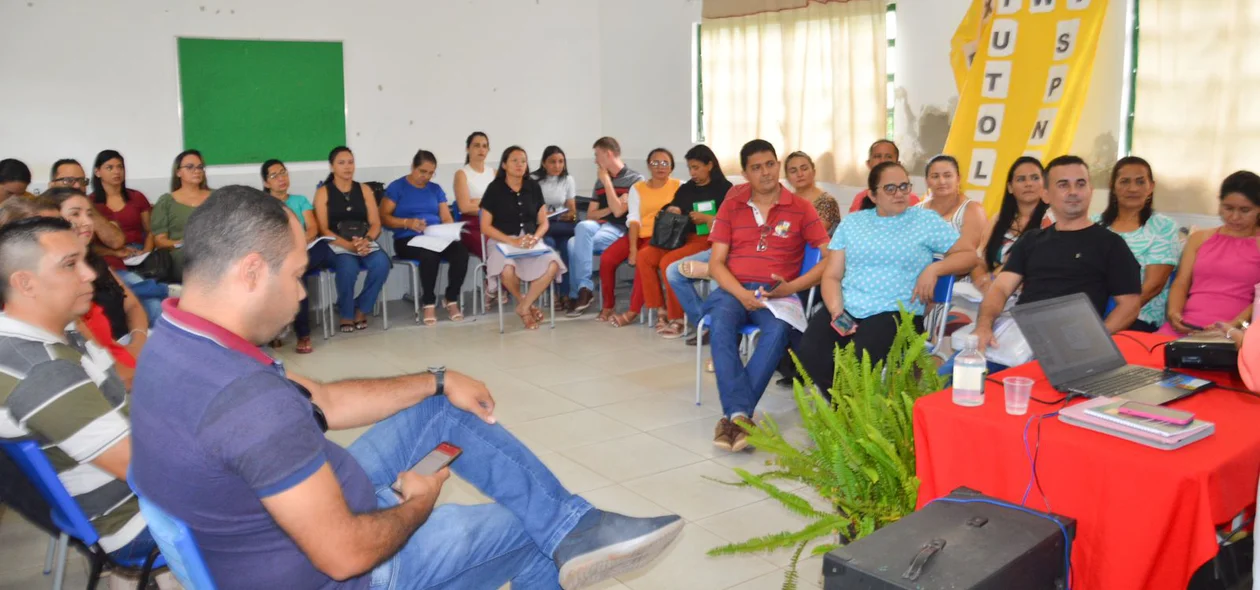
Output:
top-left (597, 0), bottom-right (704, 165)
top-left (3, 0), bottom-right (603, 194)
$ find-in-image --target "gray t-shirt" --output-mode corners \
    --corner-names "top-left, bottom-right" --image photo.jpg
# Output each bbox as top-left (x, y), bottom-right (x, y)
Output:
top-left (593, 166), bottom-right (645, 229)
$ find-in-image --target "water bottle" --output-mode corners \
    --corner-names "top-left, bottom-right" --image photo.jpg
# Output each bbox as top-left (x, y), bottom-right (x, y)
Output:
top-left (952, 334), bottom-right (987, 407)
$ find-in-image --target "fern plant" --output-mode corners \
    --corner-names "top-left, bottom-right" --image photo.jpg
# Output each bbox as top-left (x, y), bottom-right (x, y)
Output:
top-left (708, 307), bottom-right (947, 590)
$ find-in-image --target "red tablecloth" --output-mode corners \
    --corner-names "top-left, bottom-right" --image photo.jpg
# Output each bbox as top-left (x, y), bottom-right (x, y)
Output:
top-left (914, 332), bottom-right (1260, 590)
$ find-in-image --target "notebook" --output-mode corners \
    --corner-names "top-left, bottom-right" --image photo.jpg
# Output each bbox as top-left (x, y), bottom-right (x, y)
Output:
top-left (1058, 397), bottom-right (1215, 450)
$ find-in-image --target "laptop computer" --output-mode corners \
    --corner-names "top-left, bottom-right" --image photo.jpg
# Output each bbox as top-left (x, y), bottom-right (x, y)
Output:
top-left (1010, 293), bottom-right (1213, 405)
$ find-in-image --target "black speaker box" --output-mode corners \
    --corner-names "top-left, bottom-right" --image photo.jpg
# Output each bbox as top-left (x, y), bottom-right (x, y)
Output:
top-left (823, 487), bottom-right (1076, 590)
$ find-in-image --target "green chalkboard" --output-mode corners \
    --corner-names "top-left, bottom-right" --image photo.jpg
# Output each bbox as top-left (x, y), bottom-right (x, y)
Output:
top-left (177, 38), bottom-right (346, 166)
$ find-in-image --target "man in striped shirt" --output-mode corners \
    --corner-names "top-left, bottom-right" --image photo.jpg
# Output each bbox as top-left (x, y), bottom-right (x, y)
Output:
top-left (705, 140), bottom-right (831, 452)
top-left (0, 217), bottom-right (157, 571)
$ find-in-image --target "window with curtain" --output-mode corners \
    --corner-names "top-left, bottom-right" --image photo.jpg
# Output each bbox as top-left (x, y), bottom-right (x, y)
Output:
top-left (1130, 0), bottom-right (1260, 214)
top-left (701, 0), bottom-right (888, 186)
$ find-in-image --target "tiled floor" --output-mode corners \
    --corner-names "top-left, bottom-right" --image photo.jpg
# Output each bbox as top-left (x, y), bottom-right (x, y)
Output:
top-left (0, 301), bottom-right (830, 589)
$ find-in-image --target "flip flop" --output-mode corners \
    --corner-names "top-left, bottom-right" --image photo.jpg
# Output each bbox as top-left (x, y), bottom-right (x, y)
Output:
top-left (296, 337), bottom-right (313, 354)
top-left (679, 261), bottom-right (710, 280)
top-left (339, 321), bottom-right (356, 334)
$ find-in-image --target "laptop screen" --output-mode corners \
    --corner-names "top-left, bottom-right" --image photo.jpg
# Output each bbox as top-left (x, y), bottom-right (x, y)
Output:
top-left (1011, 293), bottom-right (1126, 386)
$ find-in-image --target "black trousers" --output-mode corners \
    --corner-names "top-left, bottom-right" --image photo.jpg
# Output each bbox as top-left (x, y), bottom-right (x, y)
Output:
top-left (393, 238), bottom-right (471, 305)
top-left (797, 310), bottom-right (925, 389)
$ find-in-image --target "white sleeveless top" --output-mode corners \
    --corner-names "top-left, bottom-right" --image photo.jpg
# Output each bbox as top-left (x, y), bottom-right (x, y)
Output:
top-left (461, 163), bottom-right (496, 200)
top-left (917, 196), bottom-right (972, 233)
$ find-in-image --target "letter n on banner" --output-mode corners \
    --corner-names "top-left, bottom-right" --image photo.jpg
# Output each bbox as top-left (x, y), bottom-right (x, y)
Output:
top-left (944, 0), bottom-right (1109, 216)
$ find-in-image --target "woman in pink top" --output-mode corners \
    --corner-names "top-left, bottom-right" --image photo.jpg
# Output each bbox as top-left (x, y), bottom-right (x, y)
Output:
top-left (1160, 171), bottom-right (1260, 335)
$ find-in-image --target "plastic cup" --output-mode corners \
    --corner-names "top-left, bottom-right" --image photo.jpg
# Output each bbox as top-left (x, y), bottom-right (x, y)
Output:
top-left (1003, 376), bottom-right (1034, 415)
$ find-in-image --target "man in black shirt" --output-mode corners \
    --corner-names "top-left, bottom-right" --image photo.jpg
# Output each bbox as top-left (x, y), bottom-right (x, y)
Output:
top-left (974, 155), bottom-right (1141, 352)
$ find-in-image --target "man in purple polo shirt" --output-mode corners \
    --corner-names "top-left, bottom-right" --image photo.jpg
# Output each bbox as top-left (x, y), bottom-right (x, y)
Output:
top-left (129, 186), bottom-right (682, 589)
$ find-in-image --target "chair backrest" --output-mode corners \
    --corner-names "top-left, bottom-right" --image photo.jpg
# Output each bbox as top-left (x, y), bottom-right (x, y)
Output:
top-left (933, 274), bottom-right (956, 305)
top-left (129, 474), bottom-right (217, 590)
top-left (0, 440), bottom-right (101, 546)
top-left (801, 244), bottom-right (824, 275)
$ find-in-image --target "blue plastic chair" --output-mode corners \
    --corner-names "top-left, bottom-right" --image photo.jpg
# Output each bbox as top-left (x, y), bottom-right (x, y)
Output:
top-left (694, 245), bottom-right (824, 405)
top-left (929, 274), bottom-right (957, 356)
top-left (1, 440), bottom-right (166, 590)
top-left (128, 473), bottom-right (217, 590)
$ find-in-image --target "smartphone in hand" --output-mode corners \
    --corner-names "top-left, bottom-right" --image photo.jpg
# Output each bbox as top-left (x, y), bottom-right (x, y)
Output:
top-left (831, 311), bottom-right (858, 335)
top-left (391, 443), bottom-right (462, 495)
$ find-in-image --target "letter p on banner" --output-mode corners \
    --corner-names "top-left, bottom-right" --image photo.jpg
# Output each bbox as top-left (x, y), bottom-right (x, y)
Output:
top-left (944, 0), bottom-right (1109, 216)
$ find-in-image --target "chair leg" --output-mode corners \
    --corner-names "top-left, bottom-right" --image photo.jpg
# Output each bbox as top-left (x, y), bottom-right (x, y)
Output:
top-left (51, 532), bottom-right (68, 590)
top-left (549, 282), bottom-right (556, 329)
top-left (43, 534), bottom-right (55, 574)
top-left (85, 550), bottom-right (104, 590)
top-left (497, 276), bottom-right (505, 334)
top-left (695, 317), bottom-right (706, 406)
top-left (412, 267), bottom-right (421, 323)
top-left (137, 547), bottom-right (162, 590)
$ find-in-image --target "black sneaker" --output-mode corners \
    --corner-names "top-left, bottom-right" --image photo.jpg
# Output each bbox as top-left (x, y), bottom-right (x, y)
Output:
top-left (685, 331), bottom-right (710, 346)
top-left (553, 509), bottom-right (684, 589)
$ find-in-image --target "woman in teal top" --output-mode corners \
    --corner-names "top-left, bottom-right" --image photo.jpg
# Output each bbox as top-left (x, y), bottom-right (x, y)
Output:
top-left (262, 159), bottom-right (332, 353)
top-left (798, 161), bottom-right (979, 387)
top-left (1094, 156), bottom-right (1183, 332)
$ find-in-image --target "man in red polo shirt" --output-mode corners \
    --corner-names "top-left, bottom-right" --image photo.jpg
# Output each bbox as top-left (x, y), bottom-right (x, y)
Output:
top-left (705, 140), bottom-right (831, 451)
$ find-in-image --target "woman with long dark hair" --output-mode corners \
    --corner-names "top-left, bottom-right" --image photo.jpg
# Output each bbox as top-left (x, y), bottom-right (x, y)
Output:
top-left (973, 156), bottom-right (1051, 292)
top-left (1161, 171), bottom-right (1260, 335)
top-left (151, 149), bottom-right (212, 279)
top-left (479, 146), bottom-right (565, 330)
top-left (453, 131), bottom-right (493, 260)
top-left (1093, 156), bottom-right (1182, 332)
top-left (46, 187), bottom-right (150, 384)
top-left (313, 146), bottom-right (392, 332)
top-left (533, 145), bottom-right (578, 306)
top-left (643, 144), bottom-right (733, 337)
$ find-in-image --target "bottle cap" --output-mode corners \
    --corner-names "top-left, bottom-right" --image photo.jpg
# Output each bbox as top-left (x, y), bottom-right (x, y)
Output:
top-left (964, 334), bottom-right (979, 347)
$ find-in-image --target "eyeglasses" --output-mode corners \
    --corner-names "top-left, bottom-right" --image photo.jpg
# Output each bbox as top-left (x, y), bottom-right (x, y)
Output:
top-left (882, 182), bottom-right (913, 194)
top-left (180, 164), bottom-right (206, 172)
top-left (267, 170), bottom-right (289, 180)
top-left (52, 177), bottom-right (90, 187)
top-left (649, 160), bottom-right (672, 169)
top-left (757, 225), bottom-right (772, 252)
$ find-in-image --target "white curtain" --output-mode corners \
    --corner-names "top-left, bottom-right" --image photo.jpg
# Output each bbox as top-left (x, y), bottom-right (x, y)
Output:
top-left (1130, 0), bottom-right (1260, 214)
top-left (701, 0), bottom-right (887, 186)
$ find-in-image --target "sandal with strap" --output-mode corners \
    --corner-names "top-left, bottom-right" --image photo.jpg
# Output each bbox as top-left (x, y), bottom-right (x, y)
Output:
top-left (660, 320), bottom-right (687, 339)
top-left (444, 301), bottom-right (464, 322)
top-left (653, 315), bottom-right (671, 333)
top-left (610, 311), bottom-right (640, 328)
top-left (530, 306), bottom-right (544, 323)
top-left (679, 260), bottom-right (710, 280)
top-left (595, 309), bottom-right (615, 323)
top-left (339, 321), bottom-right (356, 334)
top-left (422, 305), bottom-right (438, 326)
top-left (516, 308), bottom-right (540, 330)
top-left (296, 337), bottom-right (313, 354)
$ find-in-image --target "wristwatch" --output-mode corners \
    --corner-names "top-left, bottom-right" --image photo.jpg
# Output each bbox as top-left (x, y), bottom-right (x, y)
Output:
top-left (429, 366), bottom-right (446, 396)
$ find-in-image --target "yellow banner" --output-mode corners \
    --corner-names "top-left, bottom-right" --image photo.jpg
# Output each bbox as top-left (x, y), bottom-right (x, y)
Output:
top-left (944, 0), bottom-right (1109, 216)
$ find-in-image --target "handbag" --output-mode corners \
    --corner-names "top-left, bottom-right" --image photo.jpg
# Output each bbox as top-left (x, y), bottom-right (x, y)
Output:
top-left (336, 220), bottom-right (369, 240)
top-left (650, 211), bottom-right (689, 250)
top-left (135, 248), bottom-right (178, 283)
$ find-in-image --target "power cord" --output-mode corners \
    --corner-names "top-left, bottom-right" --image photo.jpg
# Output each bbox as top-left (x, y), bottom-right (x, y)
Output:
top-left (926, 496), bottom-right (1073, 590)
top-left (1113, 332), bottom-right (1172, 354)
top-left (985, 375), bottom-right (1071, 405)
top-left (1021, 411), bottom-right (1058, 510)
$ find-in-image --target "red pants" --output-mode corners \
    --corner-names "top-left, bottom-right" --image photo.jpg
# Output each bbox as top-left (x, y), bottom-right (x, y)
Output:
top-left (636, 234), bottom-right (711, 320)
top-left (600, 236), bottom-right (647, 312)
top-left (461, 222), bottom-right (484, 260)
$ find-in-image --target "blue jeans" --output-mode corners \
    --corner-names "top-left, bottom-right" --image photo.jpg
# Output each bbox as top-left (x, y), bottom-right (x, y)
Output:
top-left (108, 527), bottom-right (158, 564)
top-left (545, 221), bottom-right (577, 296)
top-left (566, 221), bottom-right (624, 297)
top-left (117, 270), bottom-right (168, 327)
top-left (348, 396), bottom-right (591, 590)
top-left (332, 250), bottom-right (391, 321)
top-left (703, 283), bottom-right (792, 418)
top-left (666, 250), bottom-right (711, 327)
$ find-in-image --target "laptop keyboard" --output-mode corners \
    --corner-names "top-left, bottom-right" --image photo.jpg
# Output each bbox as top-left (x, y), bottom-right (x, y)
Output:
top-left (1072, 366), bottom-right (1167, 397)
